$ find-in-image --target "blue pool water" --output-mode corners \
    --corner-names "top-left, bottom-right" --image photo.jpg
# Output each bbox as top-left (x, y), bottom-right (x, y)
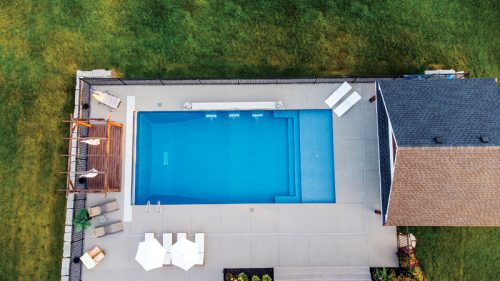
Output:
top-left (135, 110), bottom-right (334, 205)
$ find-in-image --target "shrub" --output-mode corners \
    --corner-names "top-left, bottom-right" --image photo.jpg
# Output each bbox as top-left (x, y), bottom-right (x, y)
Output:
top-left (395, 276), bottom-right (414, 281)
top-left (373, 267), bottom-right (396, 281)
top-left (398, 247), bottom-right (420, 272)
top-left (238, 272), bottom-right (249, 281)
top-left (397, 247), bottom-right (426, 281)
top-left (74, 209), bottom-right (91, 232)
top-left (261, 274), bottom-right (272, 281)
top-left (409, 266), bottom-right (425, 281)
top-left (225, 273), bottom-right (235, 281)
top-left (251, 275), bottom-right (261, 281)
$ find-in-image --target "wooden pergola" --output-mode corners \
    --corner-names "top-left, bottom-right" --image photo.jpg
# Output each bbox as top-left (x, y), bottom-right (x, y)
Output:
top-left (64, 114), bottom-right (123, 194)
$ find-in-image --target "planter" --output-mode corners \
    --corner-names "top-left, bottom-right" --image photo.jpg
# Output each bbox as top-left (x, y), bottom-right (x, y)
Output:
top-left (78, 177), bottom-right (86, 184)
top-left (82, 103), bottom-right (90, 110)
top-left (224, 268), bottom-right (273, 281)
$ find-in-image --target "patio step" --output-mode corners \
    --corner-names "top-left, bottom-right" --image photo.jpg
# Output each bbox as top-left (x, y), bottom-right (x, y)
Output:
top-left (274, 266), bottom-right (371, 281)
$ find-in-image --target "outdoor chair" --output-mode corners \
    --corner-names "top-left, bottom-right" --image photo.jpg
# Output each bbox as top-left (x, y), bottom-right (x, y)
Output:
top-left (194, 233), bottom-right (205, 265)
top-left (91, 90), bottom-right (121, 109)
top-left (92, 221), bottom-right (123, 238)
top-left (163, 233), bottom-right (173, 266)
top-left (324, 81), bottom-right (352, 108)
top-left (87, 199), bottom-right (119, 218)
top-left (333, 92), bottom-right (361, 117)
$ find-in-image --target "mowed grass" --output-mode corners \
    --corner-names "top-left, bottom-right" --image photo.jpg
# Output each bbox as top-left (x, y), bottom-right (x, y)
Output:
top-left (404, 227), bottom-right (500, 281)
top-left (0, 1), bottom-right (498, 280)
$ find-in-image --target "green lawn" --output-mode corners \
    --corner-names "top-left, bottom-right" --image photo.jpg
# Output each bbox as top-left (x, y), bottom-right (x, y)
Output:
top-left (404, 227), bottom-right (500, 281)
top-left (0, 1), bottom-right (498, 280)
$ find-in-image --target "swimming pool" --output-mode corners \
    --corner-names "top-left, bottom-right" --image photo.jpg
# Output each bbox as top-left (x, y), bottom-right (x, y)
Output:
top-left (134, 110), bottom-right (334, 205)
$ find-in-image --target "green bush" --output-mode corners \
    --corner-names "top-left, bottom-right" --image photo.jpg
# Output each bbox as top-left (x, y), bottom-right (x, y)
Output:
top-left (373, 267), bottom-right (393, 281)
top-left (251, 275), bottom-right (261, 281)
top-left (261, 274), bottom-right (272, 281)
top-left (74, 209), bottom-right (91, 232)
top-left (238, 273), bottom-right (249, 281)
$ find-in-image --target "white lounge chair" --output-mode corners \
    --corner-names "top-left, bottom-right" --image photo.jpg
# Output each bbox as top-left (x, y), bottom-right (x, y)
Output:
top-left (324, 81), bottom-right (352, 108)
top-left (177, 233), bottom-right (187, 241)
top-left (91, 90), bottom-right (121, 109)
top-left (163, 233), bottom-right (173, 266)
top-left (334, 92), bottom-right (362, 117)
top-left (145, 233), bottom-right (155, 241)
top-left (194, 233), bottom-right (205, 265)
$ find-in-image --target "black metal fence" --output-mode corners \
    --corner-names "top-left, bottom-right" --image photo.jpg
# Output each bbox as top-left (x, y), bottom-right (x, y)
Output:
top-left (80, 73), bottom-right (468, 86)
top-left (68, 80), bottom-right (92, 281)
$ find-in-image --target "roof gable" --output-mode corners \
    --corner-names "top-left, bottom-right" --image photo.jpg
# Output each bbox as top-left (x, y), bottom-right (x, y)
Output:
top-left (378, 79), bottom-right (500, 147)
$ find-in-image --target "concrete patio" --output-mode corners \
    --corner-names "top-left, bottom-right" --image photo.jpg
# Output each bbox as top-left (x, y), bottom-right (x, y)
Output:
top-left (81, 81), bottom-right (398, 281)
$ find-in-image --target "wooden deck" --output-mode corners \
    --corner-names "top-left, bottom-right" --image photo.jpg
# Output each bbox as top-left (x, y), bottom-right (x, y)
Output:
top-left (86, 125), bottom-right (122, 192)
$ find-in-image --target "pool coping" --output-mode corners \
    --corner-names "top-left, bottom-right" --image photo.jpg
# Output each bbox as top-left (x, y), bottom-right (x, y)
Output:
top-left (132, 110), bottom-right (334, 205)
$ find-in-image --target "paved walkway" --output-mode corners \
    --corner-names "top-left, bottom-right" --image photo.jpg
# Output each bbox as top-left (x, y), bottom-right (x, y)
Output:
top-left (82, 82), bottom-right (397, 281)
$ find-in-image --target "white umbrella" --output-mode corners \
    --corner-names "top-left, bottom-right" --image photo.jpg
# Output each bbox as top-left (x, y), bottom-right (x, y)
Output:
top-left (79, 168), bottom-right (99, 178)
top-left (81, 139), bottom-right (101, 146)
top-left (171, 238), bottom-right (199, 271)
top-left (135, 239), bottom-right (166, 271)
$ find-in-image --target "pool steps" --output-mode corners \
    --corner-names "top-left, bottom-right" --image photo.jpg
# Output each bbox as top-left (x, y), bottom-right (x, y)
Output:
top-left (274, 111), bottom-right (302, 203)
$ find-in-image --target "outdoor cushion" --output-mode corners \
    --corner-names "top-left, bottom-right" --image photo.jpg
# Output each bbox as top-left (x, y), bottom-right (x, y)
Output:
top-left (325, 81), bottom-right (352, 108)
top-left (87, 199), bottom-right (119, 218)
top-left (333, 91), bottom-right (361, 117)
top-left (92, 221), bottom-right (123, 238)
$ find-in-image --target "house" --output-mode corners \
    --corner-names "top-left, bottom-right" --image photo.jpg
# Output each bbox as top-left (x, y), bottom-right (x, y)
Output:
top-left (376, 78), bottom-right (500, 226)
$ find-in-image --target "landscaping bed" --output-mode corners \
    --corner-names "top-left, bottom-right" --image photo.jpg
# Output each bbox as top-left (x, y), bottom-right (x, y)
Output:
top-left (370, 237), bottom-right (426, 281)
top-left (224, 268), bottom-right (273, 281)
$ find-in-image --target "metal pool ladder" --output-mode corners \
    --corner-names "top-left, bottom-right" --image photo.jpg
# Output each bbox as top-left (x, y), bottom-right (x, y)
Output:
top-left (156, 201), bottom-right (162, 213)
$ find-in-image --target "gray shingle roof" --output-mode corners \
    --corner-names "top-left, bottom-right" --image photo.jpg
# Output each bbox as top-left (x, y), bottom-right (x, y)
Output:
top-left (378, 78), bottom-right (500, 147)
